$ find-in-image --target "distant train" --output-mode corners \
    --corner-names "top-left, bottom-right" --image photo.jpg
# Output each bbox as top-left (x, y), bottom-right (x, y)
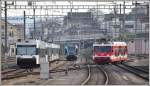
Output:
top-left (64, 45), bottom-right (78, 61)
top-left (16, 40), bottom-right (60, 67)
top-left (92, 42), bottom-right (128, 64)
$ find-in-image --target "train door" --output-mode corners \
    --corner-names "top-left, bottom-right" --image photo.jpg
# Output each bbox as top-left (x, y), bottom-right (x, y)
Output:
top-left (119, 46), bottom-right (128, 61)
top-left (9, 44), bottom-right (16, 57)
top-left (112, 45), bottom-right (120, 62)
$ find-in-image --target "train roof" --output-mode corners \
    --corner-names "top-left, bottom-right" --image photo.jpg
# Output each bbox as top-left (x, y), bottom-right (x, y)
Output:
top-left (46, 43), bottom-right (60, 48)
top-left (16, 40), bottom-right (60, 49)
top-left (93, 43), bottom-right (111, 46)
top-left (16, 40), bottom-right (46, 48)
top-left (112, 42), bottom-right (127, 46)
top-left (93, 41), bottom-right (127, 46)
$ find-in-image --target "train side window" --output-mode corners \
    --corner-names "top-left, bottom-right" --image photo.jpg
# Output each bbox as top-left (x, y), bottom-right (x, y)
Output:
top-left (119, 46), bottom-right (122, 54)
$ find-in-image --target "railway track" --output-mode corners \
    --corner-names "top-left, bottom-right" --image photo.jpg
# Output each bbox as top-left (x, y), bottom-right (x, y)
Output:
top-left (2, 69), bottom-right (19, 75)
top-left (2, 57), bottom-right (16, 64)
top-left (122, 63), bottom-right (149, 73)
top-left (128, 54), bottom-right (148, 62)
top-left (115, 64), bottom-right (149, 81)
top-left (1, 60), bottom-right (66, 81)
top-left (2, 69), bottom-right (28, 80)
top-left (81, 65), bottom-right (109, 85)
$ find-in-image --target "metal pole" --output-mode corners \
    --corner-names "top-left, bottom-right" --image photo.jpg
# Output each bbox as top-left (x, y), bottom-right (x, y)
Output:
top-left (33, 8), bottom-right (36, 39)
top-left (135, 1), bottom-right (137, 56)
top-left (4, 1), bottom-right (7, 53)
top-left (120, 4), bottom-right (121, 41)
top-left (0, 0), bottom-right (2, 67)
top-left (114, 3), bottom-right (117, 39)
top-left (148, 2), bottom-right (150, 84)
top-left (122, 1), bottom-right (125, 41)
top-left (24, 11), bottom-right (26, 40)
top-left (41, 21), bottom-right (44, 41)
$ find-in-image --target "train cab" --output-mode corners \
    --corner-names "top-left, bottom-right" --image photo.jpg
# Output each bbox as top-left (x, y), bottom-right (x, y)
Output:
top-left (92, 43), bottom-right (112, 64)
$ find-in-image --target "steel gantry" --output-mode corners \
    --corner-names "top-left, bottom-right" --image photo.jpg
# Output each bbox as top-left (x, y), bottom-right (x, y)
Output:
top-left (1, 4), bottom-right (148, 9)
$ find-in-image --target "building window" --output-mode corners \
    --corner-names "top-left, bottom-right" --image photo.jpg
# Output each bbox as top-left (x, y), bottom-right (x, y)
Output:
top-left (1, 25), bottom-right (4, 29)
top-left (2, 32), bottom-right (4, 36)
top-left (125, 25), bottom-right (134, 28)
top-left (9, 32), bottom-right (12, 36)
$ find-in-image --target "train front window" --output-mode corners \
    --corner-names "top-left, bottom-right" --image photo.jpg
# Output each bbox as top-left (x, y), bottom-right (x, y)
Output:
top-left (16, 45), bottom-right (36, 55)
top-left (68, 47), bottom-right (76, 54)
top-left (94, 46), bottom-right (111, 52)
top-left (26, 47), bottom-right (36, 55)
top-left (17, 47), bottom-right (26, 55)
top-left (68, 47), bottom-right (75, 51)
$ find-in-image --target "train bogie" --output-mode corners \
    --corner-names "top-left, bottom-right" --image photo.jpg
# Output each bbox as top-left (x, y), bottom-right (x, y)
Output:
top-left (66, 55), bottom-right (77, 61)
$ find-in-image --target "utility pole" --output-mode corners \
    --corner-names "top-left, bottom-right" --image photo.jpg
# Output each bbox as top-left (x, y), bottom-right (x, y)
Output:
top-left (4, 1), bottom-right (7, 54)
top-left (24, 11), bottom-right (26, 40)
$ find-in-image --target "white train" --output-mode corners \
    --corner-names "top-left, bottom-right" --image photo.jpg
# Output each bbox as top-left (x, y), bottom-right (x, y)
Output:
top-left (16, 39), bottom-right (60, 67)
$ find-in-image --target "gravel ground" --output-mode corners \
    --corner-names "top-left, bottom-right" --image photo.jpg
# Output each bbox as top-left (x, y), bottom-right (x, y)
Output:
top-left (39, 57), bottom-right (88, 85)
top-left (2, 57), bottom-right (88, 85)
top-left (1, 61), bottom-right (65, 85)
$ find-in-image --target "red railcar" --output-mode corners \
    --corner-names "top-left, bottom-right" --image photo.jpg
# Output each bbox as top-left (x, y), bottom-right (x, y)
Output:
top-left (92, 42), bottom-right (128, 64)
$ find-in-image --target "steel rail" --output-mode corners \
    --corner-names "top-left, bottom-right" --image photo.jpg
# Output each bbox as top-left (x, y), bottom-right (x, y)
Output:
top-left (2, 69), bottom-right (18, 74)
top-left (97, 65), bottom-right (109, 85)
top-left (81, 65), bottom-right (91, 85)
top-left (122, 63), bottom-right (149, 74)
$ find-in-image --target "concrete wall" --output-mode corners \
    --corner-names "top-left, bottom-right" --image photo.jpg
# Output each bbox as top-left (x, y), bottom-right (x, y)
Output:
top-left (127, 38), bottom-right (149, 54)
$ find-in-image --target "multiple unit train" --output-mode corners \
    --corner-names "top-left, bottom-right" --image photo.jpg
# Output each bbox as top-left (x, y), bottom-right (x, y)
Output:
top-left (92, 42), bottom-right (128, 64)
top-left (64, 45), bottom-right (78, 61)
top-left (16, 40), bottom-right (60, 67)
